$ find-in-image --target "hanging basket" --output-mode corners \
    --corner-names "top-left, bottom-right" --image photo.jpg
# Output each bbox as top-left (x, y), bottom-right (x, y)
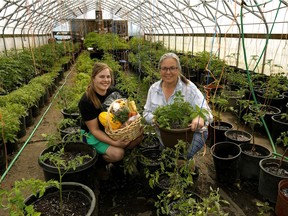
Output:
top-left (105, 99), bottom-right (143, 142)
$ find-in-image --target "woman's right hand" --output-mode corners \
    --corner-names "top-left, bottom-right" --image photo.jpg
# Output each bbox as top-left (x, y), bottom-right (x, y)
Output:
top-left (114, 138), bottom-right (130, 148)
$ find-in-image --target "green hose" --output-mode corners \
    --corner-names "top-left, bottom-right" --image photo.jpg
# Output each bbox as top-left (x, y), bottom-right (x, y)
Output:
top-left (239, 1), bottom-right (286, 158)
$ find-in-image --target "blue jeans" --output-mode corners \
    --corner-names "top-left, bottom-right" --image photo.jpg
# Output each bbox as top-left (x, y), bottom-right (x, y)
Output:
top-left (187, 130), bottom-right (208, 159)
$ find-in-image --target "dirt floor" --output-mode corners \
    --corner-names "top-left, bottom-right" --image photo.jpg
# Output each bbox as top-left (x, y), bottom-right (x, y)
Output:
top-left (0, 67), bottom-right (284, 216)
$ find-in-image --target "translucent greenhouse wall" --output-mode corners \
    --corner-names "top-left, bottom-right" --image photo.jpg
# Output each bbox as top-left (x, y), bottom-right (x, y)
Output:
top-left (147, 35), bottom-right (288, 76)
top-left (0, 36), bottom-right (50, 54)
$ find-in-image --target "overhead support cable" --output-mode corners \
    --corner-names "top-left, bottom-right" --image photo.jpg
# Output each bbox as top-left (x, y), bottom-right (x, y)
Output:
top-left (203, 0), bottom-right (222, 59)
top-left (223, 0), bottom-right (242, 67)
top-left (252, 0), bottom-right (270, 74)
top-left (169, 0), bottom-right (189, 53)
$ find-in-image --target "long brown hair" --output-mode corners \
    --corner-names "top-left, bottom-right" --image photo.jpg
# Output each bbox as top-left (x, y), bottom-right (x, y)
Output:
top-left (86, 62), bottom-right (114, 109)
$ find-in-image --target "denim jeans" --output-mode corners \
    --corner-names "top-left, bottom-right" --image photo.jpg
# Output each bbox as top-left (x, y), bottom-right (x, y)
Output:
top-left (187, 130), bottom-right (208, 159)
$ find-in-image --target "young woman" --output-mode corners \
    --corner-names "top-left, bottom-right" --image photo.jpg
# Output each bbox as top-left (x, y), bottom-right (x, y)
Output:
top-left (143, 52), bottom-right (213, 159)
top-left (78, 62), bottom-right (130, 163)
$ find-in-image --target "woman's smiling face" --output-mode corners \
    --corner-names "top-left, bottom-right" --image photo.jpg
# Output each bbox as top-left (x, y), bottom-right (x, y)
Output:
top-left (93, 68), bottom-right (112, 95)
top-left (160, 57), bottom-right (180, 85)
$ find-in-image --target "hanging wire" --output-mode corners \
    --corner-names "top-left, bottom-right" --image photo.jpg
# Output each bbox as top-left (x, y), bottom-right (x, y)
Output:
top-left (205, 0), bottom-right (220, 86)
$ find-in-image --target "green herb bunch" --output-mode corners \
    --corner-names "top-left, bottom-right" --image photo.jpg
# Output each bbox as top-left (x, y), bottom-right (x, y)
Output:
top-left (153, 91), bottom-right (208, 129)
top-left (113, 106), bottom-right (130, 124)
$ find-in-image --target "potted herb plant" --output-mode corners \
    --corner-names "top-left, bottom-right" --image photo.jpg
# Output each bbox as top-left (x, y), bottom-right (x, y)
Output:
top-left (210, 141), bottom-right (242, 185)
top-left (209, 95), bottom-right (233, 146)
top-left (258, 131), bottom-right (288, 203)
top-left (57, 85), bottom-right (82, 121)
top-left (148, 140), bottom-right (229, 215)
top-left (1, 132), bottom-right (97, 215)
top-left (0, 167), bottom-right (97, 216)
top-left (224, 99), bottom-right (252, 145)
top-left (0, 106), bottom-right (21, 157)
top-left (138, 124), bottom-right (161, 150)
top-left (147, 140), bottom-right (197, 192)
top-left (38, 133), bottom-right (98, 190)
top-left (239, 111), bottom-right (272, 180)
top-left (153, 91), bottom-right (209, 148)
top-left (271, 113), bottom-right (288, 145)
top-left (57, 118), bottom-right (81, 140)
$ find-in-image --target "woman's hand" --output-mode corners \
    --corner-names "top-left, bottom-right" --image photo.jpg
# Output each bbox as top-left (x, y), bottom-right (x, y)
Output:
top-left (189, 116), bottom-right (205, 131)
top-left (114, 137), bottom-right (130, 148)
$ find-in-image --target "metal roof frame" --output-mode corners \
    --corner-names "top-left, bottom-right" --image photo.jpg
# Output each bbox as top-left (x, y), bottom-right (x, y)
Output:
top-left (0, 0), bottom-right (287, 35)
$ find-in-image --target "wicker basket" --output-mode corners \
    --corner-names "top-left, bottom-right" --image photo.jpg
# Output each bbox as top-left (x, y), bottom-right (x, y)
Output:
top-left (105, 99), bottom-right (142, 142)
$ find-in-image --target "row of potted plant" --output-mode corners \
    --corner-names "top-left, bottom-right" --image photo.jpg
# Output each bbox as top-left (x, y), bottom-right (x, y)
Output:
top-left (0, 41), bottom-right (82, 174)
top-left (0, 41), bottom-right (81, 95)
top-left (0, 39), bottom-right (99, 215)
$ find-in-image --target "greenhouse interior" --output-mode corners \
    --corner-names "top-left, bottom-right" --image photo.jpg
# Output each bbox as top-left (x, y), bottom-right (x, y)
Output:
top-left (0, 0), bottom-right (288, 215)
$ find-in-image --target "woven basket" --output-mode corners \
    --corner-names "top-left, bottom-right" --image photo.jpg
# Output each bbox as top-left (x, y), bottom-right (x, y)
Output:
top-left (105, 99), bottom-right (142, 142)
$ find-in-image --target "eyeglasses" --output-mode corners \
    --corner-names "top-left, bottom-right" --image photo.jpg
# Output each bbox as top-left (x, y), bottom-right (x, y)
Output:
top-left (160, 66), bottom-right (178, 72)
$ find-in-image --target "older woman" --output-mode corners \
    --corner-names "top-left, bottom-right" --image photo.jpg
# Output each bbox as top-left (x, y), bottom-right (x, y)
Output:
top-left (143, 52), bottom-right (213, 159)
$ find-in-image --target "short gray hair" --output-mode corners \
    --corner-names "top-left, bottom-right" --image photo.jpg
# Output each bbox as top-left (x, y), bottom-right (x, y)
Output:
top-left (158, 52), bottom-right (182, 72)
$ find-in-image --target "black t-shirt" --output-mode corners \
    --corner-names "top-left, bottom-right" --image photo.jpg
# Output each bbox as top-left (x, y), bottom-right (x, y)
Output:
top-left (78, 87), bottom-right (124, 132)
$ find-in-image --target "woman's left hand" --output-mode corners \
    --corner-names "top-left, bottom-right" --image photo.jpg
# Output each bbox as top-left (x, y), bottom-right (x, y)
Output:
top-left (189, 116), bottom-right (205, 131)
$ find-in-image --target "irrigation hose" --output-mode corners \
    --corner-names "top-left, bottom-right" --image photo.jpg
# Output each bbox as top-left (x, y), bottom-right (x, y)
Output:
top-left (0, 65), bottom-right (75, 184)
top-left (240, 1), bottom-right (287, 159)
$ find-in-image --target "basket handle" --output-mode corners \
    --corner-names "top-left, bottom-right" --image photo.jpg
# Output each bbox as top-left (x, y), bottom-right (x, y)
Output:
top-left (106, 98), bottom-right (126, 132)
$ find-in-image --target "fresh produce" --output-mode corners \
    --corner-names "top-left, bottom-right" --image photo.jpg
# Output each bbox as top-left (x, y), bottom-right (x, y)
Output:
top-left (102, 99), bottom-right (140, 130)
top-left (128, 100), bottom-right (137, 113)
top-left (98, 111), bottom-right (122, 130)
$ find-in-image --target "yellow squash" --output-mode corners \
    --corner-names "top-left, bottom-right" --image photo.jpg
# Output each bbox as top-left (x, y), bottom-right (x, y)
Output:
top-left (98, 112), bottom-right (122, 130)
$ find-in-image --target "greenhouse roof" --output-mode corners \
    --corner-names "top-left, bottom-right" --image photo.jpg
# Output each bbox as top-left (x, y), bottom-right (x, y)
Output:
top-left (0, 0), bottom-right (288, 35)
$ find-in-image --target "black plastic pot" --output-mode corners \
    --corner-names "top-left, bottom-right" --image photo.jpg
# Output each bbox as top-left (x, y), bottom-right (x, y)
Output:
top-left (271, 114), bottom-right (288, 145)
top-left (38, 142), bottom-right (98, 190)
top-left (283, 92), bottom-right (288, 113)
top-left (239, 143), bottom-right (272, 180)
top-left (61, 109), bottom-right (81, 125)
top-left (248, 104), bottom-right (281, 133)
top-left (209, 121), bottom-right (233, 147)
top-left (25, 182), bottom-right (97, 216)
top-left (210, 141), bottom-right (241, 184)
top-left (225, 129), bottom-right (252, 145)
top-left (43, 89), bottom-right (50, 105)
top-left (31, 103), bottom-right (40, 118)
top-left (6, 141), bottom-right (19, 155)
top-left (38, 95), bottom-right (45, 109)
top-left (258, 158), bottom-right (288, 203)
top-left (139, 132), bottom-right (161, 150)
top-left (137, 148), bottom-right (162, 175)
top-left (168, 192), bottom-right (202, 215)
top-left (25, 107), bottom-right (34, 127)
top-left (17, 116), bottom-right (26, 139)
top-left (221, 90), bottom-right (245, 109)
top-left (59, 126), bottom-right (81, 139)
top-left (0, 141), bottom-right (6, 173)
top-left (257, 94), bottom-right (285, 112)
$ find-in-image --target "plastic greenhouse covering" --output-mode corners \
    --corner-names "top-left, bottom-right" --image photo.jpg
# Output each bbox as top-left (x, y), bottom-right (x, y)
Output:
top-left (0, 0), bottom-right (288, 74)
top-left (1, 2), bottom-right (288, 215)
